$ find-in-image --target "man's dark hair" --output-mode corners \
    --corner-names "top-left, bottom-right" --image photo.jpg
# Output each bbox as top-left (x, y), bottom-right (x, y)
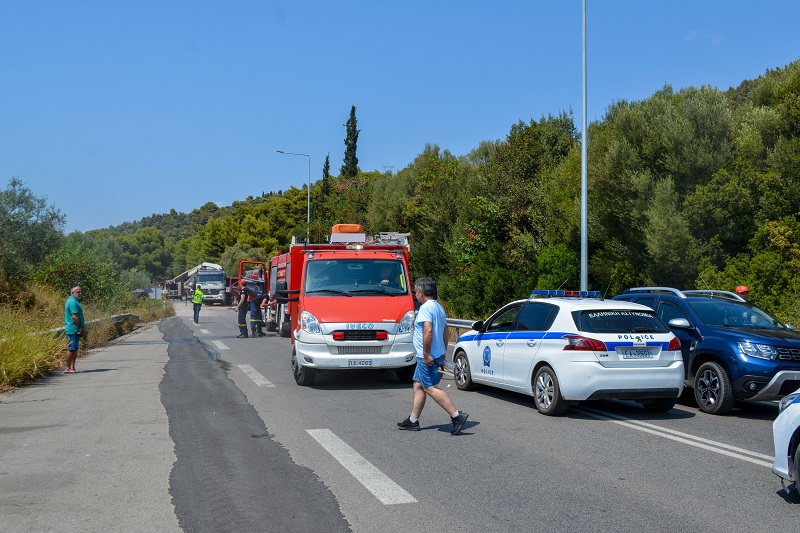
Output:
top-left (414, 277), bottom-right (437, 298)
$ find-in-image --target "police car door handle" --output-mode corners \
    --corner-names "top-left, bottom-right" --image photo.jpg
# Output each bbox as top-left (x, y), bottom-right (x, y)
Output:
top-left (495, 340), bottom-right (504, 347)
top-left (527, 340), bottom-right (537, 347)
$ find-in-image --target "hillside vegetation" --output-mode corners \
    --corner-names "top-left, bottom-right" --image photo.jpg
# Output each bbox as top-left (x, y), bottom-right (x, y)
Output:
top-left (4, 60), bottom-right (800, 329)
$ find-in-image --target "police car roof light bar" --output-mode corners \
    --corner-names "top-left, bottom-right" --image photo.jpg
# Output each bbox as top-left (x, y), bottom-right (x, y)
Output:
top-left (530, 290), bottom-right (601, 298)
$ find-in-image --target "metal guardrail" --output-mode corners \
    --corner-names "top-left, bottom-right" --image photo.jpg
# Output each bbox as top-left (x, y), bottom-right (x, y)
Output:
top-left (44, 313), bottom-right (141, 336)
top-left (446, 318), bottom-right (476, 340)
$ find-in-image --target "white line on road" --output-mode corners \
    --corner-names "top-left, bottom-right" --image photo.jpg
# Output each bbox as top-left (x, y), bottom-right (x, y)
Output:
top-left (576, 407), bottom-right (774, 468)
top-left (306, 429), bottom-right (417, 505)
top-left (199, 329), bottom-right (210, 334)
top-left (212, 340), bottom-right (229, 350)
top-left (237, 365), bottom-right (274, 387)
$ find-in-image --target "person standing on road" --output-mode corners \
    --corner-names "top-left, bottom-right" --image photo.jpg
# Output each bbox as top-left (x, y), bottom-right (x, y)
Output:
top-left (234, 281), bottom-right (249, 338)
top-left (64, 285), bottom-right (86, 373)
top-left (191, 286), bottom-right (204, 324)
top-left (398, 277), bottom-right (469, 435)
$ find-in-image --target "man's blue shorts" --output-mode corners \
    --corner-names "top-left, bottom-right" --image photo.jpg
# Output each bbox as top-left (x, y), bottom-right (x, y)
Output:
top-left (413, 356), bottom-right (444, 388)
top-left (67, 333), bottom-right (80, 351)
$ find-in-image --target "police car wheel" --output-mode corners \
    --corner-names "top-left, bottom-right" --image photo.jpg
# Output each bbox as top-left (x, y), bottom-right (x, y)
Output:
top-left (790, 443), bottom-right (800, 496)
top-left (533, 366), bottom-right (568, 416)
top-left (640, 397), bottom-right (677, 413)
top-left (454, 351), bottom-right (475, 391)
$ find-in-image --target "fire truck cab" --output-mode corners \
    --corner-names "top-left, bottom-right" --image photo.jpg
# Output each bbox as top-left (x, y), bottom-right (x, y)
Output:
top-left (271, 224), bottom-right (416, 386)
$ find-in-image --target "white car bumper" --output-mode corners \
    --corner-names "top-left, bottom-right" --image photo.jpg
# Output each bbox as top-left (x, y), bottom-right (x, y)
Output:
top-left (557, 361), bottom-right (685, 401)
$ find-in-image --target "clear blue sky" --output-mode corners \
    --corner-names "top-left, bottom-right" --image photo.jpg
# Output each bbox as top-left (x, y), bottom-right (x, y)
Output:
top-left (2, 1), bottom-right (799, 233)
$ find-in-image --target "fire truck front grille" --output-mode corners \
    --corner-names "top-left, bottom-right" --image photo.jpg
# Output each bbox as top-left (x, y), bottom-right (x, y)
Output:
top-left (342, 330), bottom-right (378, 341)
top-left (336, 346), bottom-right (384, 355)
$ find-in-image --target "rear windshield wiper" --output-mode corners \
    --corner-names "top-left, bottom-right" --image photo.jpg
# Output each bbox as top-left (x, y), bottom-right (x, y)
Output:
top-left (305, 289), bottom-right (351, 296)
top-left (631, 326), bottom-right (659, 333)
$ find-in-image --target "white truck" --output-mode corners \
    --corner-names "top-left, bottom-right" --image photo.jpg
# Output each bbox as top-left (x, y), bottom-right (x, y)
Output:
top-left (188, 262), bottom-right (229, 305)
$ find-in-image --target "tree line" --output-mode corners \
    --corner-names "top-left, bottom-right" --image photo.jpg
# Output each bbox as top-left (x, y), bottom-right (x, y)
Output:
top-left (4, 64), bottom-right (800, 323)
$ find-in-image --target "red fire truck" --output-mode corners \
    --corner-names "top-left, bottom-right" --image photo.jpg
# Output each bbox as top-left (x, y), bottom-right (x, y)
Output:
top-left (271, 224), bottom-right (416, 386)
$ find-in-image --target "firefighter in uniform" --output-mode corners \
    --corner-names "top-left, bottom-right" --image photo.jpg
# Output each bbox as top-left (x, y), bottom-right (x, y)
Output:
top-left (234, 280), bottom-right (250, 338)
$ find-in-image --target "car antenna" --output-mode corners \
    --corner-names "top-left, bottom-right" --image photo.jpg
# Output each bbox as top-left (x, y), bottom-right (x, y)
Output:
top-left (556, 279), bottom-right (568, 290)
top-left (698, 273), bottom-right (711, 292)
top-left (602, 279), bottom-right (612, 301)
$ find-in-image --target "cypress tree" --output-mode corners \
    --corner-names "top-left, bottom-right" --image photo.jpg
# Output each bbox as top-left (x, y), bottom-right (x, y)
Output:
top-left (341, 105), bottom-right (359, 179)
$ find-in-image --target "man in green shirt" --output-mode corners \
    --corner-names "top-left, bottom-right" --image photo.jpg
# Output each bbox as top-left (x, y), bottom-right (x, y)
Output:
top-left (64, 286), bottom-right (86, 373)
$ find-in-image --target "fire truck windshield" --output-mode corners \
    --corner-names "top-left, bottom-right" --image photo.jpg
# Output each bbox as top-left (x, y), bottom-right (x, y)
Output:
top-left (304, 259), bottom-right (408, 295)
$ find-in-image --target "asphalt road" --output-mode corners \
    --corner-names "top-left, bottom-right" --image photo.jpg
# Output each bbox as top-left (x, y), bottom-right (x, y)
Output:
top-left (2, 299), bottom-right (798, 532)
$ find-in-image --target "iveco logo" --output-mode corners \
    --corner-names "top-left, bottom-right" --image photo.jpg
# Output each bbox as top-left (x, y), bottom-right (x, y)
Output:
top-left (346, 323), bottom-right (374, 330)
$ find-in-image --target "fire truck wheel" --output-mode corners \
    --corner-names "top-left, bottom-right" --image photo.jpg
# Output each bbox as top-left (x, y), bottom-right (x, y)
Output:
top-left (277, 305), bottom-right (291, 338)
top-left (395, 362), bottom-right (416, 384)
top-left (291, 348), bottom-right (316, 386)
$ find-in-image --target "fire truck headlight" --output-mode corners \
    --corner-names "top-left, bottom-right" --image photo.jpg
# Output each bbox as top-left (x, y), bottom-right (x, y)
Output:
top-left (398, 310), bottom-right (416, 334)
top-left (300, 311), bottom-right (322, 334)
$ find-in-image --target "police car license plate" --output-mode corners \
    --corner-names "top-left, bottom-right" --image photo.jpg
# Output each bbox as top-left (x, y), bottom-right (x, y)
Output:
top-left (618, 348), bottom-right (655, 359)
top-left (349, 359), bottom-right (373, 367)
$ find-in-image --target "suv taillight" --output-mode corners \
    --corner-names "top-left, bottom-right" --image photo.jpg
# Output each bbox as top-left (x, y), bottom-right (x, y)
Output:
top-left (563, 335), bottom-right (607, 351)
top-left (668, 337), bottom-right (681, 351)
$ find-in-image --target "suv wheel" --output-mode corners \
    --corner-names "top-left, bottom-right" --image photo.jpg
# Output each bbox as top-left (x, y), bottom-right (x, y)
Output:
top-left (694, 361), bottom-right (735, 415)
top-left (533, 366), bottom-right (568, 416)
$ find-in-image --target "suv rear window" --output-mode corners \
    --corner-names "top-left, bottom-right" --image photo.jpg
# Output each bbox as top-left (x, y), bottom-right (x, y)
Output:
top-left (573, 309), bottom-right (669, 334)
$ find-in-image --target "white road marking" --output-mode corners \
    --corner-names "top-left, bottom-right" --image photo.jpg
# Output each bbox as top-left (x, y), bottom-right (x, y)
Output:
top-left (576, 407), bottom-right (774, 468)
top-left (212, 340), bottom-right (229, 350)
top-left (237, 365), bottom-right (274, 387)
top-left (199, 329), bottom-right (210, 334)
top-left (306, 429), bottom-right (417, 505)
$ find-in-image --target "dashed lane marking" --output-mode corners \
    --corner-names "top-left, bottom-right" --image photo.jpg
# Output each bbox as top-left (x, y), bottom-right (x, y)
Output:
top-left (212, 340), bottom-right (229, 350)
top-left (200, 329), bottom-right (210, 334)
top-left (237, 365), bottom-right (274, 387)
top-left (306, 429), bottom-right (417, 505)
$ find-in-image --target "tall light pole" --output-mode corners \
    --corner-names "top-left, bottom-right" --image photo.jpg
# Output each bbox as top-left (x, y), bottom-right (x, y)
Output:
top-left (580, 0), bottom-right (588, 291)
top-left (276, 150), bottom-right (311, 241)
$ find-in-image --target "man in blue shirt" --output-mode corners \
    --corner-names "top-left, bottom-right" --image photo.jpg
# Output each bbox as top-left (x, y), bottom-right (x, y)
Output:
top-left (64, 285), bottom-right (86, 373)
top-left (397, 277), bottom-right (469, 435)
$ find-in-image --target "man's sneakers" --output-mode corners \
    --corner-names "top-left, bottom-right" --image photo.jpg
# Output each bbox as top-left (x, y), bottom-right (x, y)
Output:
top-left (237, 333), bottom-right (248, 338)
top-left (397, 413), bottom-right (469, 434)
top-left (451, 411), bottom-right (469, 435)
top-left (397, 417), bottom-right (421, 431)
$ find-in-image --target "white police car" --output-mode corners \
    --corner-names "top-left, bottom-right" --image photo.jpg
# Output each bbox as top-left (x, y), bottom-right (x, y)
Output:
top-left (452, 290), bottom-right (685, 415)
top-left (772, 387), bottom-right (800, 495)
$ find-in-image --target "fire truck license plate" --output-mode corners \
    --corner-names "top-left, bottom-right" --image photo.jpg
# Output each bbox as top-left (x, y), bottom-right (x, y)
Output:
top-left (348, 359), bottom-right (373, 367)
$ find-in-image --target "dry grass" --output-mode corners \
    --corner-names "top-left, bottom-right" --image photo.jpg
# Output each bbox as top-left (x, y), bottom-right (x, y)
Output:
top-left (0, 285), bottom-right (174, 392)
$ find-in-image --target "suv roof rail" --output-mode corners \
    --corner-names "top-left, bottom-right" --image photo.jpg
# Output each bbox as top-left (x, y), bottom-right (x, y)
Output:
top-left (624, 287), bottom-right (686, 298)
top-left (682, 290), bottom-right (746, 302)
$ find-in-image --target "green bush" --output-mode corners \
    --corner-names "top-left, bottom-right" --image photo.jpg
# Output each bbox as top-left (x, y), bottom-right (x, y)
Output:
top-left (32, 244), bottom-right (127, 308)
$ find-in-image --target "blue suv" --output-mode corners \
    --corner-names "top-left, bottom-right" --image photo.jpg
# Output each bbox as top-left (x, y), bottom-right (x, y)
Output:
top-left (613, 288), bottom-right (800, 414)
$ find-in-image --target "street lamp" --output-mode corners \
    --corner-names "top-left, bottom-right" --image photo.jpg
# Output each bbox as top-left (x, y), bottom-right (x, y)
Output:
top-left (276, 150), bottom-right (311, 241)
